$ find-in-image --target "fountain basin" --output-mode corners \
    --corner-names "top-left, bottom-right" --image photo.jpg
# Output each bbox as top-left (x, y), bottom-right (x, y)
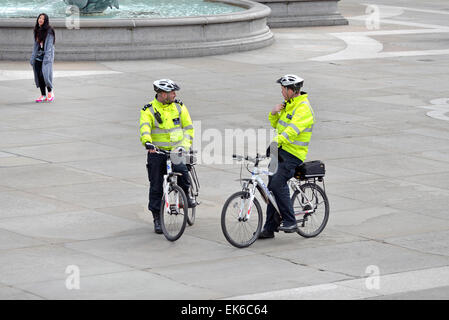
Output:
top-left (0, 0), bottom-right (246, 19)
top-left (0, 0), bottom-right (274, 60)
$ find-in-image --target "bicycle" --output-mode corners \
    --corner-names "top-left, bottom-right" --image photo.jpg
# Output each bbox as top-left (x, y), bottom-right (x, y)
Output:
top-left (148, 145), bottom-right (189, 241)
top-left (185, 150), bottom-right (200, 226)
top-left (221, 153), bottom-right (329, 248)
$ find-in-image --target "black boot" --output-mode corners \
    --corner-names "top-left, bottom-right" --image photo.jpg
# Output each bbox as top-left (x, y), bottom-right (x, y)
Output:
top-left (152, 212), bottom-right (163, 234)
top-left (279, 222), bottom-right (298, 233)
top-left (154, 218), bottom-right (163, 234)
top-left (187, 196), bottom-right (197, 208)
top-left (258, 230), bottom-right (275, 239)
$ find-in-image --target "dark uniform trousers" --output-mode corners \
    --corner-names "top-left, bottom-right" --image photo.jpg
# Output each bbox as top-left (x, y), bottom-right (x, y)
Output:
top-left (263, 148), bottom-right (303, 232)
top-left (146, 152), bottom-right (191, 219)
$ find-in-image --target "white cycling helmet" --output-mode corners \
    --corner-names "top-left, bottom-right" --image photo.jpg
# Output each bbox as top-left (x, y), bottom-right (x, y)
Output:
top-left (276, 74), bottom-right (304, 89)
top-left (153, 79), bottom-right (180, 92)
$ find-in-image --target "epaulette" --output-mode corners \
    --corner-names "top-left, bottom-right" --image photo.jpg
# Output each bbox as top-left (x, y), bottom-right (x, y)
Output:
top-left (174, 99), bottom-right (183, 106)
top-left (142, 103), bottom-right (152, 111)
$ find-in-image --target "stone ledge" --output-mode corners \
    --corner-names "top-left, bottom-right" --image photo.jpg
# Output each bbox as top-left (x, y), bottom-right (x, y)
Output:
top-left (254, 0), bottom-right (348, 27)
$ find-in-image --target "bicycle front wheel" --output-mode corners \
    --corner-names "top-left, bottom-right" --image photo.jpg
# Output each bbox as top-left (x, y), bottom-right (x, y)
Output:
top-left (160, 184), bottom-right (188, 241)
top-left (221, 191), bottom-right (263, 248)
top-left (291, 182), bottom-right (329, 238)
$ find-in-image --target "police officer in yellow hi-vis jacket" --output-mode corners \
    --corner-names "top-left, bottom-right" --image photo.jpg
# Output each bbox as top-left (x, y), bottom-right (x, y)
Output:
top-left (260, 75), bottom-right (315, 239)
top-left (140, 79), bottom-right (195, 234)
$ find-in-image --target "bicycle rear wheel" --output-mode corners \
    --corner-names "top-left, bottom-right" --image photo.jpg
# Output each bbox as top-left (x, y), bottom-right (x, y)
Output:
top-left (160, 184), bottom-right (188, 241)
top-left (186, 168), bottom-right (198, 226)
top-left (291, 182), bottom-right (329, 238)
top-left (221, 191), bottom-right (263, 248)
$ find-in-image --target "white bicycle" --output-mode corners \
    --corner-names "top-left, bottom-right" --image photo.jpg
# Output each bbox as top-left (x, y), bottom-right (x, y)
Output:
top-left (148, 145), bottom-right (189, 241)
top-left (221, 153), bottom-right (329, 248)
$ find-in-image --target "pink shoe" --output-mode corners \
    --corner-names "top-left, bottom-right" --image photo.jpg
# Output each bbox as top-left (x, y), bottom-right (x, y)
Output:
top-left (35, 95), bottom-right (45, 103)
top-left (46, 92), bottom-right (54, 102)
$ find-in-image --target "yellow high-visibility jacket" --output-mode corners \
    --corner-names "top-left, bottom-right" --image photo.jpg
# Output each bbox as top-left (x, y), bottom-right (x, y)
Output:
top-left (269, 93), bottom-right (314, 161)
top-left (139, 98), bottom-right (194, 150)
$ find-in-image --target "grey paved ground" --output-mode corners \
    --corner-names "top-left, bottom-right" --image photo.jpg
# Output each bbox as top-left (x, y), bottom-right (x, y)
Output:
top-left (1, 0), bottom-right (449, 300)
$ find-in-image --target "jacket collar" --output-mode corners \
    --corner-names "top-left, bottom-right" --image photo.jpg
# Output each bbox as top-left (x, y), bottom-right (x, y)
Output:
top-left (152, 97), bottom-right (172, 109)
top-left (284, 92), bottom-right (308, 112)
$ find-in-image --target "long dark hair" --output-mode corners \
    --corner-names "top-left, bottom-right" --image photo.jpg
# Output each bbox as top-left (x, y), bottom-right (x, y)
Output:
top-left (34, 13), bottom-right (55, 44)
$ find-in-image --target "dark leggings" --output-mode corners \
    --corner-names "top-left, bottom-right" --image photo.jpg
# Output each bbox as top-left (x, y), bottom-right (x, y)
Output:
top-left (35, 60), bottom-right (52, 96)
top-left (263, 149), bottom-right (303, 232)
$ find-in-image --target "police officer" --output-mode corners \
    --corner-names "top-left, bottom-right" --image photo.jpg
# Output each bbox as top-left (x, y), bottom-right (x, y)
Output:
top-left (260, 75), bottom-right (315, 239)
top-left (139, 79), bottom-right (195, 234)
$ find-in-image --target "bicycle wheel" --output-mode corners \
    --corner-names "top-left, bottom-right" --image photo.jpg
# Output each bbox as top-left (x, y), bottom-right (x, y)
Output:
top-left (160, 184), bottom-right (188, 241)
top-left (291, 182), bottom-right (329, 238)
top-left (186, 169), bottom-right (198, 226)
top-left (221, 191), bottom-right (263, 248)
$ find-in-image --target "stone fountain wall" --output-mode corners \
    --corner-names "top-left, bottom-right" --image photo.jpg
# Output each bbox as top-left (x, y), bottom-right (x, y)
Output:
top-left (0, 0), bottom-right (274, 60)
top-left (254, 0), bottom-right (348, 27)
top-left (0, 0), bottom-right (348, 61)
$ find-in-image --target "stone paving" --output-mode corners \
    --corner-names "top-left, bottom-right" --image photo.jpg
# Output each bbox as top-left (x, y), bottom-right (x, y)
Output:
top-left (0, 0), bottom-right (449, 299)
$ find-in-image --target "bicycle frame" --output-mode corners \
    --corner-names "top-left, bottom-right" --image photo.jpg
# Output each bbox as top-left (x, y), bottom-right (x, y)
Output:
top-left (240, 168), bottom-right (280, 221)
top-left (288, 179), bottom-right (318, 215)
top-left (233, 153), bottom-right (279, 222)
top-left (236, 155), bottom-right (317, 220)
top-left (152, 149), bottom-right (182, 215)
top-left (162, 155), bottom-right (176, 214)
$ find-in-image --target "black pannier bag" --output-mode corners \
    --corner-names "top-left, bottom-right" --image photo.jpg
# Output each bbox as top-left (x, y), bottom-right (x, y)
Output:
top-left (294, 160), bottom-right (325, 180)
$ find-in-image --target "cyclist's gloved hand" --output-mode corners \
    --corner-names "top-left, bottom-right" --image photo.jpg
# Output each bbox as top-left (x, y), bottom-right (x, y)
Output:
top-left (175, 146), bottom-right (186, 154)
top-left (145, 142), bottom-right (155, 150)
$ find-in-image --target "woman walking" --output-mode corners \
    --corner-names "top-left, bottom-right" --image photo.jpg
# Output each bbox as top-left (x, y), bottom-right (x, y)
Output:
top-left (30, 13), bottom-right (55, 103)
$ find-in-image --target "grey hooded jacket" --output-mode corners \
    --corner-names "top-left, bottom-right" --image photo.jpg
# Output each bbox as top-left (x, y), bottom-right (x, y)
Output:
top-left (30, 33), bottom-right (55, 89)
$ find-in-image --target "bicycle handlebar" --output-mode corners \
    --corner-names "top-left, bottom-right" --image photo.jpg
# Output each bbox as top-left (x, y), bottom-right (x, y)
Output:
top-left (232, 153), bottom-right (268, 163)
top-left (145, 143), bottom-right (195, 156)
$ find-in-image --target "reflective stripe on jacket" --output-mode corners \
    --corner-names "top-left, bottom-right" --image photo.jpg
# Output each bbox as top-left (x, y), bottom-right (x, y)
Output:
top-left (139, 98), bottom-right (194, 150)
top-left (269, 93), bottom-right (314, 161)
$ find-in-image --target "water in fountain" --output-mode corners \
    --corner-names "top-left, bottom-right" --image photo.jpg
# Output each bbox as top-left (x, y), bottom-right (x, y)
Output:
top-left (0, 0), bottom-right (244, 19)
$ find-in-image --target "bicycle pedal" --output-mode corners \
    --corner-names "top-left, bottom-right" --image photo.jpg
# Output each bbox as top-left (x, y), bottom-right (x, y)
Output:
top-left (169, 204), bottom-right (179, 214)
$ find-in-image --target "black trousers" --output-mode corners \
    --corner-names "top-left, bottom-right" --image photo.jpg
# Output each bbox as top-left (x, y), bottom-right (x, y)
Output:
top-left (263, 148), bottom-right (303, 232)
top-left (146, 152), bottom-right (191, 219)
top-left (34, 60), bottom-right (52, 96)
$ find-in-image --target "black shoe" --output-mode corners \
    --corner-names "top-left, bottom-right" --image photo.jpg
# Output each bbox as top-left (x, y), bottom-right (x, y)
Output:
top-left (187, 197), bottom-right (197, 208)
top-left (258, 230), bottom-right (275, 239)
top-left (279, 223), bottom-right (298, 233)
top-left (154, 219), bottom-right (163, 234)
